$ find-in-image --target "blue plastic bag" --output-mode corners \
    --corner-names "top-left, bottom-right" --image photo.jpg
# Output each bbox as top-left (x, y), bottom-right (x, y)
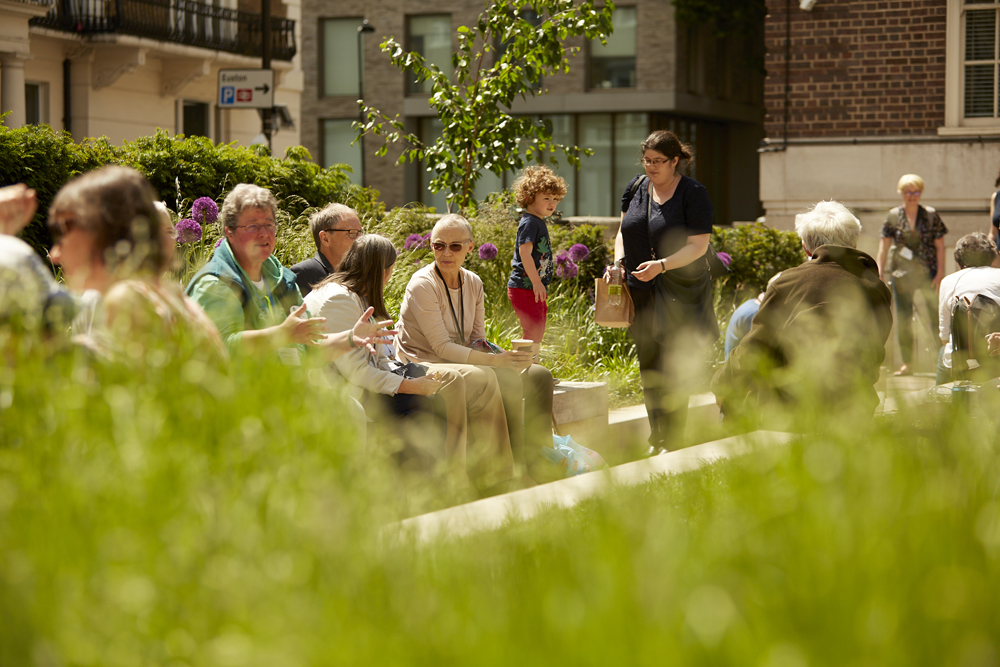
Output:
top-left (540, 434), bottom-right (608, 477)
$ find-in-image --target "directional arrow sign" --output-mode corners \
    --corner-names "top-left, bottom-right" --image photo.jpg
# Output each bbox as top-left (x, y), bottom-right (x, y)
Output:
top-left (218, 69), bottom-right (274, 109)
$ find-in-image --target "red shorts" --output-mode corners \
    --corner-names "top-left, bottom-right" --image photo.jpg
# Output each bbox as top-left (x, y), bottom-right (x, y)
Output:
top-left (507, 286), bottom-right (548, 343)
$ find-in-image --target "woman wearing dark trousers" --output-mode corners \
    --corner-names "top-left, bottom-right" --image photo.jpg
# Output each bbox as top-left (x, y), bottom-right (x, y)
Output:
top-left (609, 130), bottom-right (718, 452)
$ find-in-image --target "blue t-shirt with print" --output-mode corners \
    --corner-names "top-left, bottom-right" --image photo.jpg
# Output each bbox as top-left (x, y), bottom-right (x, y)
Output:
top-left (507, 212), bottom-right (553, 289)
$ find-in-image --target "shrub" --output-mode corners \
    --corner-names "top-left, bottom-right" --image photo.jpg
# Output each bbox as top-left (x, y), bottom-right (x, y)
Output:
top-left (0, 124), bottom-right (379, 262)
top-left (711, 222), bottom-right (805, 310)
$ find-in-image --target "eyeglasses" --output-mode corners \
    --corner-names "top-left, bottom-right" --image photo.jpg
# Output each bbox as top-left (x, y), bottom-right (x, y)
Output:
top-left (641, 158), bottom-right (672, 167)
top-left (324, 228), bottom-right (363, 239)
top-left (235, 223), bottom-right (277, 234)
top-left (431, 241), bottom-right (470, 252)
top-left (48, 218), bottom-right (75, 244)
top-left (903, 191), bottom-right (922, 197)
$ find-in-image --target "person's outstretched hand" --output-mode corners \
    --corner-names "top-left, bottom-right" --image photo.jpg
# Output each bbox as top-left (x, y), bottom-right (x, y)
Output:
top-left (348, 306), bottom-right (396, 354)
top-left (987, 332), bottom-right (1000, 357)
top-left (0, 184), bottom-right (38, 236)
top-left (280, 302), bottom-right (328, 345)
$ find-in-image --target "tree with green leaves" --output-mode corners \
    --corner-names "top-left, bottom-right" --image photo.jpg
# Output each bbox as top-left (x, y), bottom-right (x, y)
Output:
top-left (356, 0), bottom-right (615, 212)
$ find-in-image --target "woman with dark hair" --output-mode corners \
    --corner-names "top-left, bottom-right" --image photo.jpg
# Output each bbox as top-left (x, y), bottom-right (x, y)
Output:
top-left (608, 130), bottom-right (718, 453)
top-left (988, 167), bottom-right (1000, 252)
top-left (304, 234), bottom-right (505, 484)
top-left (48, 165), bottom-right (227, 362)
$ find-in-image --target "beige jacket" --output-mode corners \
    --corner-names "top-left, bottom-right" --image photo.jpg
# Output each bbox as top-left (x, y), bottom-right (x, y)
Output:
top-left (303, 281), bottom-right (404, 396)
top-left (396, 264), bottom-right (486, 364)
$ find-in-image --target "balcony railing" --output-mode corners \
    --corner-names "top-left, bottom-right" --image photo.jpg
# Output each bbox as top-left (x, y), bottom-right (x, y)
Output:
top-left (30, 0), bottom-right (296, 61)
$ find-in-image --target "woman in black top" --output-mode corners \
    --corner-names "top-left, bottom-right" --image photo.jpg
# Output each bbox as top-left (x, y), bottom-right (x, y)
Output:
top-left (610, 130), bottom-right (718, 452)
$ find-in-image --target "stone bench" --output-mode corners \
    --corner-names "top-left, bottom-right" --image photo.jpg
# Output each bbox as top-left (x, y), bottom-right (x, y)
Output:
top-left (391, 430), bottom-right (797, 544)
top-left (551, 381), bottom-right (609, 451)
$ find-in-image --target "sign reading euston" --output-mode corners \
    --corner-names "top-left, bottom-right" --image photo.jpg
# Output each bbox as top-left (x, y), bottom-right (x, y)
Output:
top-left (218, 69), bottom-right (274, 109)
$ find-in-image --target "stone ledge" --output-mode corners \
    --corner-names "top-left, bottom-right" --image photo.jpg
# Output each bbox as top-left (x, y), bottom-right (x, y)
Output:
top-left (390, 430), bottom-right (796, 545)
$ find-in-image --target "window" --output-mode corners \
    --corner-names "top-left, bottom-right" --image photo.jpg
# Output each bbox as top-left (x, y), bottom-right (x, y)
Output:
top-left (415, 113), bottom-right (653, 217)
top-left (964, 2), bottom-right (1000, 118)
top-left (588, 7), bottom-right (636, 89)
top-left (24, 83), bottom-right (44, 125)
top-left (322, 119), bottom-right (364, 185)
top-left (408, 15), bottom-right (452, 94)
top-left (499, 9), bottom-right (543, 91)
top-left (321, 18), bottom-right (363, 97)
top-left (945, 1), bottom-right (1000, 130)
top-left (183, 101), bottom-right (210, 138)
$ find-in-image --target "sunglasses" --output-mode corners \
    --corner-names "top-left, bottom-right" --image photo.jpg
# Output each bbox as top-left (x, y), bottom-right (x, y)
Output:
top-left (431, 241), bottom-right (470, 252)
top-left (48, 217), bottom-right (75, 244)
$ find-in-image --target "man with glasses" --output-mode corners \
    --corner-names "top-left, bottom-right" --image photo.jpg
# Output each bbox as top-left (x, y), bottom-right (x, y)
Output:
top-left (291, 203), bottom-right (364, 297)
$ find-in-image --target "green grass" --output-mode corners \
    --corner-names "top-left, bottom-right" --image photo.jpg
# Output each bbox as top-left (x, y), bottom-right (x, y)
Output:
top-left (5, 334), bottom-right (1000, 665)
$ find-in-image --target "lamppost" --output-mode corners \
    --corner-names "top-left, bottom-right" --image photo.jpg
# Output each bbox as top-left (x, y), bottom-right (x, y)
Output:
top-left (356, 20), bottom-right (375, 184)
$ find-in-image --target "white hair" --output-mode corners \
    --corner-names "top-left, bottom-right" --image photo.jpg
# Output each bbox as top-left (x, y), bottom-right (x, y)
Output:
top-left (432, 213), bottom-right (473, 240)
top-left (794, 201), bottom-right (861, 252)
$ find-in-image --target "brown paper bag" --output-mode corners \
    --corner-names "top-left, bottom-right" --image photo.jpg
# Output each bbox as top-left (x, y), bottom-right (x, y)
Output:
top-left (594, 277), bottom-right (634, 328)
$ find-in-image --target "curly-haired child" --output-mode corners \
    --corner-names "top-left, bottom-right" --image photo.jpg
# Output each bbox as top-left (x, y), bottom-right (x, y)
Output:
top-left (507, 165), bottom-right (567, 346)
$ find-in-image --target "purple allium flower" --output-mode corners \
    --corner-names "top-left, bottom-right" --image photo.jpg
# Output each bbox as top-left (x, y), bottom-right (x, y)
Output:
top-left (555, 250), bottom-right (570, 264)
top-left (478, 243), bottom-right (498, 260)
top-left (175, 218), bottom-right (203, 244)
top-left (568, 243), bottom-right (590, 262)
top-left (716, 251), bottom-right (732, 267)
top-left (214, 237), bottom-right (224, 248)
top-left (555, 257), bottom-right (579, 280)
top-left (404, 233), bottom-right (424, 251)
top-left (192, 197), bottom-right (219, 225)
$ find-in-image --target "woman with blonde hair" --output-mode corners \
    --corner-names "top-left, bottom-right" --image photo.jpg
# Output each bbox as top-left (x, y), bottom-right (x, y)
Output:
top-left (875, 173), bottom-right (948, 376)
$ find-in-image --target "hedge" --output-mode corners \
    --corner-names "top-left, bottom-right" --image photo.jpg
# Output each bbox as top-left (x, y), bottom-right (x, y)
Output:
top-left (0, 123), bottom-right (382, 259)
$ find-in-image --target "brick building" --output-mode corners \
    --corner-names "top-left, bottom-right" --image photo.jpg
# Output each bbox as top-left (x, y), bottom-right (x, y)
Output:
top-left (760, 0), bottom-right (1000, 249)
top-left (300, 0), bottom-right (766, 223)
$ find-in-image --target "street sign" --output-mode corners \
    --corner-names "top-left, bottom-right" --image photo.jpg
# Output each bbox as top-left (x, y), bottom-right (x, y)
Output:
top-left (218, 69), bottom-right (274, 109)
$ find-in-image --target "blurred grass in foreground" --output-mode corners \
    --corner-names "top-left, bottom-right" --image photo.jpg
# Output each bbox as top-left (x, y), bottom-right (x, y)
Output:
top-left (3, 337), bottom-right (1000, 665)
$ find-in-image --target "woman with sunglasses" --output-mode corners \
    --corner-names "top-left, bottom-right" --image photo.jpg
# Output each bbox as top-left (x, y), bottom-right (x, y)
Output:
top-left (396, 214), bottom-right (554, 485)
top-left (609, 130), bottom-right (719, 454)
top-left (46, 166), bottom-right (227, 362)
top-left (187, 183), bottom-right (391, 364)
top-left (305, 234), bottom-right (509, 487)
top-left (874, 174), bottom-right (948, 376)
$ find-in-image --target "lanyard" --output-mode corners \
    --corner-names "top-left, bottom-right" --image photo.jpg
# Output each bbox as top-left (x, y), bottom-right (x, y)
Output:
top-left (434, 265), bottom-right (465, 344)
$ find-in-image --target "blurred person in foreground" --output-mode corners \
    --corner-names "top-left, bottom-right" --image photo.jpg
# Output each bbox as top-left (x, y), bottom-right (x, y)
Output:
top-left (291, 203), bottom-right (364, 297)
top-left (186, 183), bottom-right (389, 365)
top-left (396, 214), bottom-right (555, 487)
top-left (45, 166), bottom-right (226, 364)
top-left (936, 232), bottom-right (1000, 384)
top-left (0, 183), bottom-right (76, 337)
top-left (712, 201), bottom-right (893, 430)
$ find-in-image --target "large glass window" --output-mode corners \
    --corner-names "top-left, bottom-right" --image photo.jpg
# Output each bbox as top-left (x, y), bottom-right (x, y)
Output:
top-left (588, 7), bottom-right (637, 89)
top-left (541, 114), bottom-right (577, 217)
top-left (322, 119), bottom-right (364, 185)
top-left (25, 83), bottom-right (41, 125)
top-left (964, 3), bottom-right (1000, 118)
top-left (183, 101), bottom-right (210, 138)
top-left (322, 18), bottom-right (363, 97)
top-left (578, 115), bottom-right (613, 215)
top-left (408, 15), bottom-right (453, 95)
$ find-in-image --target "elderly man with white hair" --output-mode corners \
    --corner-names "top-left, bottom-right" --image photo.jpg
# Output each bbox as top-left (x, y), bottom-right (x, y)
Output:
top-left (711, 200), bottom-right (893, 427)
